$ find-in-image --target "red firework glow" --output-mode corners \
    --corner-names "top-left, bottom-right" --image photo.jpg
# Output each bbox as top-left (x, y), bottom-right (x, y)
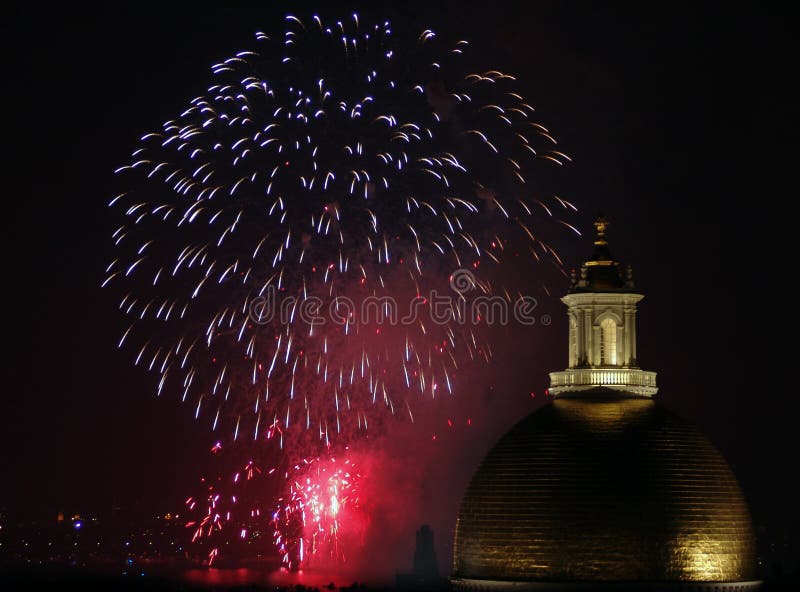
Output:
top-left (273, 455), bottom-right (365, 570)
top-left (185, 449), bottom-right (366, 570)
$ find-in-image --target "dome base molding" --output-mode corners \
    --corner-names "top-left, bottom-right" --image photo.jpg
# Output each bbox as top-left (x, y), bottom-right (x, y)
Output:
top-left (451, 577), bottom-right (762, 592)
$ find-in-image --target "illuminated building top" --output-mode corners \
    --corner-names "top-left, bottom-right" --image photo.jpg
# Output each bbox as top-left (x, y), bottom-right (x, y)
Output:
top-left (451, 217), bottom-right (758, 591)
top-left (549, 216), bottom-right (658, 397)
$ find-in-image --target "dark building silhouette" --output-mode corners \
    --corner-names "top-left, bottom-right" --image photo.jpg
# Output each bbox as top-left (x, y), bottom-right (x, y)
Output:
top-left (397, 524), bottom-right (445, 590)
top-left (413, 525), bottom-right (439, 577)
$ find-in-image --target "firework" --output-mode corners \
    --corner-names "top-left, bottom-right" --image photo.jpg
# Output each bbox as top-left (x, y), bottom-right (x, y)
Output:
top-left (185, 446), bottom-right (274, 567)
top-left (185, 445), bottom-right (364, 569)
top-left (106, 13), bottom-right (573, 449)
top-left (107, 12), bottom-right (575, 568)
top-left (273, 453), bottom-right (364, 570)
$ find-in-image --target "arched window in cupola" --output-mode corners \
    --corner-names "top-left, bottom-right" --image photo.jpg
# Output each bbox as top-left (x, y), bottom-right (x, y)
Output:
top-left (600, 317), bottom-right (617, 366)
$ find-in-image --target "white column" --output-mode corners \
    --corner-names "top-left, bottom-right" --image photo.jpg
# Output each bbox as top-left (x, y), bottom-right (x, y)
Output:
top-left (624, 308), bottom-right (633, 366)
top-left (568, 313), bottom-right (576, 367)
top-left (585, 308), bottom-right (593, 365)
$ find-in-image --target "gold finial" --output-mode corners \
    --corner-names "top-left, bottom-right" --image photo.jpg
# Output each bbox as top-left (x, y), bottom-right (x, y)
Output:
top-left (594, 215), bottom-right (608, 245)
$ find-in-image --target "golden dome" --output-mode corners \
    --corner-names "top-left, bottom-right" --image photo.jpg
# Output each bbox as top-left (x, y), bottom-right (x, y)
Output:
top-left (453, 396), bottom-right (757, 587)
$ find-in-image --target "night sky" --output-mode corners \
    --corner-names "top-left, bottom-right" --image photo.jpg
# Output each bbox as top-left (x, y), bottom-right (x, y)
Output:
top-left (3, 0), bottom-right (795, 570)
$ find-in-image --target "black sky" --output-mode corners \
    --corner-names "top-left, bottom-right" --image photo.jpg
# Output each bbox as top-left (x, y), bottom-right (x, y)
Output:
top-left (3, 0), bottom-right (796, 556)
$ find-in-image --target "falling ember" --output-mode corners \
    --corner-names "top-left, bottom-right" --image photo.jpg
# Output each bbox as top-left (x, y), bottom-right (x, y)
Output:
top-left (208, 547), bottom-right (219, 566)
